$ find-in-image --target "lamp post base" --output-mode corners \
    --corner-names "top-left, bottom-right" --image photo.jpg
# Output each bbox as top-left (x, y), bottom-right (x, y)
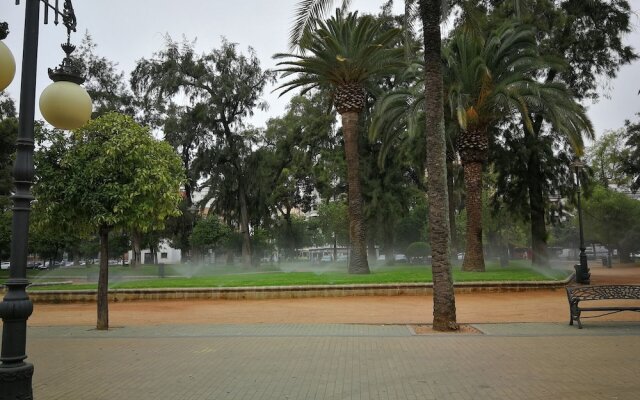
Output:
top-left (0, 362), bottom-right (34, 400)
top-left (574, 264), bottom-right (591, 285)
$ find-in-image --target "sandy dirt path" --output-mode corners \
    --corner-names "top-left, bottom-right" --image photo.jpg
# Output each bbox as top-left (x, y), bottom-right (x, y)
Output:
top-left (26, 264), bottom-right (640, 327)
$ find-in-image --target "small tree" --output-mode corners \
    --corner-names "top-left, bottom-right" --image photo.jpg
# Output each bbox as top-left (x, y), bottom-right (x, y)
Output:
top-left (583, 185), bottom-right (640, 262)
top-left (34, 113), bottom-right (183, 329)
top-left (317, 201), bottom-right (349, 262)
top-left (191, 215), bottom-right (232, 262)
top-left (406, 242), bottom-right (430, 264)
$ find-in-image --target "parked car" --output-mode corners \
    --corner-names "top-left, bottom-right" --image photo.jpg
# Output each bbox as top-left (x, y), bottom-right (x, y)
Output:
top-left (27, 262), bottom-right (43, 269)
top-left (1, 262), bottom-right (10, 270)
top-left (394, 254), bottom-right (407, 262)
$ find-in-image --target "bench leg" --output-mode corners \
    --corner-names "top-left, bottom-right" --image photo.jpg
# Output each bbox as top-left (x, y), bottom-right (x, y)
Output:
top-left (576, 311), bottom-right (582, 329)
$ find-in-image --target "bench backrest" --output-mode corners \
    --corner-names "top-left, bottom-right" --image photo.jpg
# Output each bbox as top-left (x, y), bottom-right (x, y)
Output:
top-left (566, 285), bottom-right (640, 302)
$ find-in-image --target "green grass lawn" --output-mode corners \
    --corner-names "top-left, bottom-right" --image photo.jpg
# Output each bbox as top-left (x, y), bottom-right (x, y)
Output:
top-left (7, 260), bottom-right (571, 291)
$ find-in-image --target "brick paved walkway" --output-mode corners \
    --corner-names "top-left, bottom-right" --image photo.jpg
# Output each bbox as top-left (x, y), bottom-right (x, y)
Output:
top-left (29, 322), bottom-right (640, 400)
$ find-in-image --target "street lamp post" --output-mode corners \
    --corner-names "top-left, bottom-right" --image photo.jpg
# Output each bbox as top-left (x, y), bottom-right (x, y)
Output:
top-left (571, 160), bottom-right (591, 285)
top-left (0, 1), bottom-right (91, 398)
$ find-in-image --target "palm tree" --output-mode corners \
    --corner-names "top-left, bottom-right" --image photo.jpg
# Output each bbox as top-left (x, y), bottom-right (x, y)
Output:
top-left (416, 0), bottom-right (458, 330)
top-left (290, 0), bottom-right (459, 330)
top-left (445, 21), bottom-right (593, 271)
top-left (275, 9), bottom-right (405, 274)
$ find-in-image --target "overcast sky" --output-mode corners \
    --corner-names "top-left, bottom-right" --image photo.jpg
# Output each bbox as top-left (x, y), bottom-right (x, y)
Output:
top-left (3, 0), bottom-right (639, 136)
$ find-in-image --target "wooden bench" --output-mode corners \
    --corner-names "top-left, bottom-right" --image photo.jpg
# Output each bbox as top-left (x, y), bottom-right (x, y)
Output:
top-left (566, 285), bottom-right (640, 328)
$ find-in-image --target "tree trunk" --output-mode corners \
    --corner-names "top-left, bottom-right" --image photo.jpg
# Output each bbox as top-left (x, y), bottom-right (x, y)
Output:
top-left (131, 230), bottom-right (142, 268)
top-left (284, 209), bottom-right (293, 260)
top-left (619, 246), bottom-right (631, 263)
top-left (341, 111), bottom-right (370, 274)
top-left (526, 137), bottom-right (549, 267)
top-left (383, 225), bottom-right (395, 266)
top-left (97, 225), bottom-right (110, 330)
top-left (462, 161), bottom-right (485, 272)
top-left (420, 0), bottom-right (457, 331)
top-left (367, 230), bottom-right (377, 262)
top-left (447, 159), bottom-right (458, 258)
top-left (238, 183), bottom-right (252, 266)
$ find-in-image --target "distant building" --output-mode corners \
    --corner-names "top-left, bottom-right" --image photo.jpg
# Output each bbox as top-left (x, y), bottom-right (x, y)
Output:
top-left (127, 239), bottom-right (181, 265)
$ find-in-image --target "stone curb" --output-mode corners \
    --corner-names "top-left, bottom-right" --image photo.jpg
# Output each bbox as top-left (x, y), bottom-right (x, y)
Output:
top-left (11, 273), bottom-right (575, 303)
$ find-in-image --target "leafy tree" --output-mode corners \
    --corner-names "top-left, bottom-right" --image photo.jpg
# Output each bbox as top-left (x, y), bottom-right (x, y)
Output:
top-left (622, 115), bottom-right (640, 192)
top-left (73, 33), bottom-right (136, 118)
top-left (394, 193), bottom-right (429, 250)
top-left (191, 215), bottom-right (232, 260)
top-left (132, 39), bottom-right (275, 266)
top-left (259, 92), bottom-right (336, 259)
top-left (582, 185), bottom-right (640, 262)
top-left (0, 209), bottom-right (10, 261)
top-left (0, 94), bottom-right (17, 260)
top-left (317, 200), bottom-right (349, 260)
top-left (406, 241), bottom-right (430, 262)
top-left (586, 129), bottom-right (631, 188)
top-left (275, 9), bottom-right (405, 274)
top-left (34, 113), bottom-right (183, 329)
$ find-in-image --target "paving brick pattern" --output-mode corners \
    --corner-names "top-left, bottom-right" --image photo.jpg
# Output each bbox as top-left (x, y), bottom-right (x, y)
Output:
top-left (28, 323), bottom-right (640, 400)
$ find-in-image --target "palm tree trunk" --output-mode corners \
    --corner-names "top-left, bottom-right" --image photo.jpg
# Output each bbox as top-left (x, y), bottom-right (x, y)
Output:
top-left (342, 111), bottom-right (370, 274)
top-left (420, 0), bottom-right (457, 331)
top-left (461, 161), bottom-right (486, 272)
top-left (97, 225), bottom-right (110, 330)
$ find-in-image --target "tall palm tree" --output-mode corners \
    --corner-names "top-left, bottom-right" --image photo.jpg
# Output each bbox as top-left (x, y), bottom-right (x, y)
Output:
top-left (417, 0), bottom-right (458, 330)
top-left (275, 9), bottom-right (405, 274)
top-left (290, 0), bottom-right (459, 330)
top-left (445, 21), bottom-right (592, 271)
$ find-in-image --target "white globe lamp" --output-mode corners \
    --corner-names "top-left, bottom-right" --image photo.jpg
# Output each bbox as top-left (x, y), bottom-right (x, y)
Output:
top-left (39, 41), bottom-right (92, 130)
top-left (0, 24), bottom-right (16, 91)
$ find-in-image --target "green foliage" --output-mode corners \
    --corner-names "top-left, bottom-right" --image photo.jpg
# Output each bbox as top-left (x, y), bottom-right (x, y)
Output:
top-left (393, 194), bottom-right (429, 250)
top-left (273, 214), bottom-right (313, 258)
top-left (469, 0), bottom-right (637, 101)
top-left (275, 9), bottom-right (406, 97)
top-left (622, 115), bottom-right (640, 192)
top-left (0, 209), bottom-right (9, 260)
top-left (317, 201), bottom-right (349, 245)
top-left (586, 129), bottom-right (631, 188)
top-left (73, 33), bottom-right (136, 117)
top-left (251, 228), bottom-right (274, 262)
top-left (406, 241), bottom-right (430, 258)
top-left (582, 185), bottom-right (640, 255)
top-left (133, 39), bottom-right (276, 263)
top-left (0, 94), bottom-right (17, 259)
top-left (0, 94), bottom-right (17, 208)
top-left (34, 112), bottom-right (184, 234)
top-left (191, 216), bottom-right (232, 253)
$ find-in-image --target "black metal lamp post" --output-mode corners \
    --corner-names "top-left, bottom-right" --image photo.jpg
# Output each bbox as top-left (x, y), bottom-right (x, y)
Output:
top-left (0, 1), bottom-right (91, 398)
top-left (571, 160), bottom-right (591, 285)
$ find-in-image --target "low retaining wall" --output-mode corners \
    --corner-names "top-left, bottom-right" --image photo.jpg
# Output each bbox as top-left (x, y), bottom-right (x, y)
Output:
top-left (19, 275), bottom-right (574, 303)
